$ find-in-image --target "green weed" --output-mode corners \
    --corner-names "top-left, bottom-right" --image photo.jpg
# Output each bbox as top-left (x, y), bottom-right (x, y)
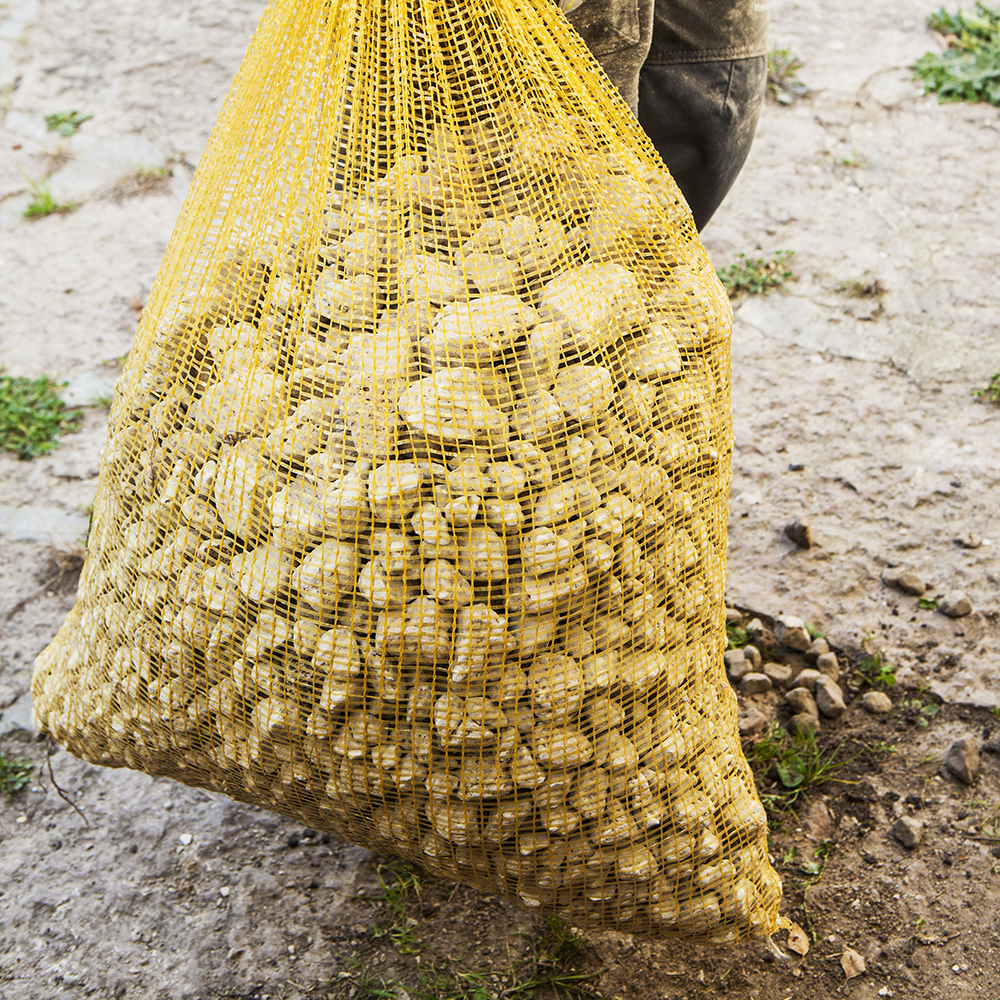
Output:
top-left (0, 371), bottom-right (82, 459)
top-left (804, 621), bottom-right (824, 640)
top-left (749, 724), bottom-right (866, 807)
top-left (919, 596), bottom-right (939, 609)
top-left (367, 859), bottom-right (423, 954)
top-left (0, 751), bottom-right (32, 798)
top-left (912, 3), bottom-right (1000, 106)
top-left (23, 182), bottom-right (76, 218)
top-left (726, 622), bottom-right (750, 650)
top-left (45, 110), bottom-right (92, 136)
top-left (800, 840), bottom-right (835, 941)
top-left (855, 649), bottom-right (896, 690)
top-left (837, 276), bottom-right (884, 298)
top-left (717, 251), bottom-right (795, 297)
top-left (972, 371), bottom-right (1000, 404)
top-left (767, 48), bottom-right (809, 103)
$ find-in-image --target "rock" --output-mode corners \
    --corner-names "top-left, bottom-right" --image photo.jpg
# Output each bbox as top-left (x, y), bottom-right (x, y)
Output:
top-left (788, 712), bottom-right (820, 736)
top-left (764, 662), bottom-right (794, 688)
top-left (816, 651), bottom-right (840, 681)
top-left (861, 691), bottom-right (892, 714)
top-left (745, 618), bottom-right (764, 641)
top-left (897, 571), bottom-right (926, 596)
top-left (0, 692), bottom-right (38, 741)
top-left (791, 668), bottom-right (822, 693)
top-left (743, 644), bottom-right (762, 669)
top-left (725, 607), bottom-right (743, 625)
top-left (881, 566), bottom-right (904, 586)
top-left (784, 520), bottom-right (813, 548)
top-left (815, 676), bottom-right (846, 719)
top-left (725, 649), bottom-right (751, 683)
top-left (775, 615), bottom-right (811, 652)
top-left (740, 673), bottom-right (773, 696)
top-left (786, 687), bottom-right (819, 718)
top-left (892, 815), bottom-right (923, 849)
top-left (939, 590), bottom-right (973, 618)
top-left (738, 705), bottom-right (769, 737)
top-left (945, 736), bottom-right (979, 786)
top-left (807, 637), bottom-right (830, 660)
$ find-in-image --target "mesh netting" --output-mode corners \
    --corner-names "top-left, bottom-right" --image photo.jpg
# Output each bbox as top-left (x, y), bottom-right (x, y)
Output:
top-left (32, 0), bottom-right (781, 941)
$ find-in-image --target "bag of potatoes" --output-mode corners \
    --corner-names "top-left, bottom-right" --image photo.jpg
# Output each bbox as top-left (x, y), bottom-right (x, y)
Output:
top-left (32, 0), bottom-right (781, 941)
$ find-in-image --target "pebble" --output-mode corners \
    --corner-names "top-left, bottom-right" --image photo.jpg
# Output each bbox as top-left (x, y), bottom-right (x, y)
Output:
top-left (881, 567), bottom-right (904, 586)
top-left (219, 886), bottom-right (231, 897)
top-left (945, 736), bottom-right (979, 786)
top-left (807, 637), bottom-right (830, 660)
top-left (897, 571), bottom-right (926, 596)
top-left (939, 590), bottom-right (973, 618)
top-left (725, 649), bottom-right (751, 683)
top-left (178, 834), bottom-right (193, 846)
top-left (743, 644), bottom-right (762, 669)
top-left (861, 691), bottom-right (892, 714)
top-left (784, 520), bottom-right (813, 548)
top-left (815, 676), bottom-right (846, 719)
top-left (792, 668), bottom-right (822, 693)
top-left (764, 662), bottom-right (794, 688)
top-left (775, 615), bottom-right (811, 652)
top-left (788, 712), bottom-right (820, 736)
top-left (724, 648), bottom-right (746, 670)
top-left (725, 607), bottom-right (744, 625)
top-left (740, 673), bottom-right (773, 696)
top-left (816, 651), bottom-right (840, 681)
top-left (787, 687), bottom-right (819, 718)
top-left (892, 815), bottom-right (923, 849)
top-left (745, 618), bottom-right (765, 642)
top-left (738, 705), bottom-right (769, 737)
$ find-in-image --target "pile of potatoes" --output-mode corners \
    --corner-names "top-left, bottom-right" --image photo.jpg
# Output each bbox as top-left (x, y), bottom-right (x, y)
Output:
top-left (34, 106), bottom-right (780, 940)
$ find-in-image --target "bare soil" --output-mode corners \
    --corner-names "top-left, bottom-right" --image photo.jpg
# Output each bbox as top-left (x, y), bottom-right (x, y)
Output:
top-left (1, 0), bottom-right (998, 998)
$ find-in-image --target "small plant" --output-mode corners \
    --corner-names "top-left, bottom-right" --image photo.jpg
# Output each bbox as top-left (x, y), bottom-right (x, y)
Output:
top-left (367, 859), bottom-right (423, 954)
top-left (0, 751), bottom-right (33, 798)
top-left (782, 845), bottom-right (800, 864)
top-left (767, 47), bottom-right (809, 103)
top-left (912, 3), bottom-right (1000, 106)
top-left (726, 622), bottom-right (750, 649)
top-left (834, 150), bottom-right (867, 168)
top-left (90, 393), bottom-right (113, 411)
top-left (45, 110), bottom-right (93, 136)
top-left (110, 164), bottom-right (174, 202)
top-left (838, 276), bottom-right (885, 298)
top-left (855, 649), bottom-right (896, 690)
top-left (804, 621), bottom-right (824, 640)
top-left (973, 371), bottom-right (1000, 404)
top-left (0, 371), bottom-right (83, 459)
top-left (919, 596), bottom-right (939, 609)
top-left (23, 181), bottom-right (77, 219)
top-left (717, 250), bottom-right (795, 297)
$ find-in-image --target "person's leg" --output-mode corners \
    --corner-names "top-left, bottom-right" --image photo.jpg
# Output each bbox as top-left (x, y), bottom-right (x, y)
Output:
top-left (637, 56), bottom-right (766, 230)
top-left (563, 0), bottom-right (654, 115)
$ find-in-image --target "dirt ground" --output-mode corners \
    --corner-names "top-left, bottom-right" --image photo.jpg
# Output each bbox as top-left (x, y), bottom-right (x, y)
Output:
top-left (1, 0), bottom-right (999, 998)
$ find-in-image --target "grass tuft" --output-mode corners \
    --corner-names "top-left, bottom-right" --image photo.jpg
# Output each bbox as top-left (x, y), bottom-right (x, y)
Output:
top-left (0, 751), bottom-right (32, 798)
top-left (717, 251), bottom-right (795, 297)
top-left (23, 181), bottom-right (76, 219)
top-left (972, 371), bottom-right (1000, 404)
top-left (912, 3), bottom-right (1000, 105)
top-left (767, 48), bottom-right (809, 103)
top-left (0, 371), bottom-right (82, 459)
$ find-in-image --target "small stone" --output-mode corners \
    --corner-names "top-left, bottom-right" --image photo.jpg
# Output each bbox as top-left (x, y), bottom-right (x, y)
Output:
top-left (861, 691), bottom-right (892, 714)
top-left (219, 886), bottom-right (231, 897)
top-left (738, 705), bottom-right (769, 737)
top-left (897, 571), bottom-right (925, 596)
top-left (723, 648), bottom-right (746, 670)
top-left (816, 651), bottom-right (840, 681)
top-left (178, 834), bottom-right (193, 846)
top-left (743, 644), bottom-right (762, 669)
top-left (881, 567), bottom-right (904, 586)
top-left (806, 637), bottom-right (830, 660)
top-left (764, 662), bottom-right (794, 688)
top-left (727, 659), bottom-right (753, 683)
top-left (791, 669), bottom-right (822, 693)
top-left (784, 520), bottom-right (813, 548)
top-left (775, 615), bottom-right (811, 652)
top-left (945, 736), bottom-right (979, 786)
top-left (725, 607), bottom-right (743, 625)
top-left (939, 590), bottom-right (973, 618)
top-left (745, 618), bottom-right (765, 641)
top-left (815, 676), bottom-right (846, 719)
top-left (740, 673), bottom-right (773, 696)
top-left (788, 712), bottom-right (820, 736)
top-left (786, 687), bottom-right (819, 718)
top-left (892, 815), bottom-right (923, 849)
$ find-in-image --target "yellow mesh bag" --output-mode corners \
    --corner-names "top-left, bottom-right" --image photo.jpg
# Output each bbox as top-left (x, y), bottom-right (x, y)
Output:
top-left (32, 0), bottom-right (781, 941)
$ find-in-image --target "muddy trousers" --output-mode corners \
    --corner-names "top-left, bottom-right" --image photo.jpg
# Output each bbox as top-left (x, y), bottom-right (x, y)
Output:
top-left (638, 56), bottom-right (767, 230)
